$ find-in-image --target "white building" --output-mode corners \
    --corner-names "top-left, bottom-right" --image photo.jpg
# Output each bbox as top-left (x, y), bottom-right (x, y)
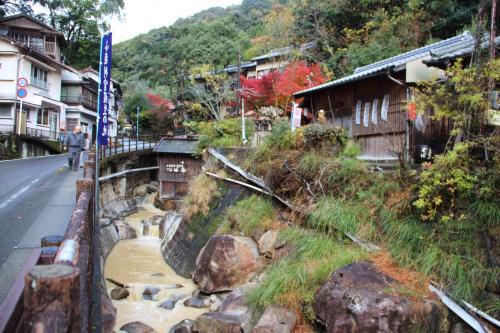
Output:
top-left (80, 67), bottom-right (122, 139)
top-left (0, 14), bottom-right (67, 140)
top-left (61, 67), bottom-right (99, 142)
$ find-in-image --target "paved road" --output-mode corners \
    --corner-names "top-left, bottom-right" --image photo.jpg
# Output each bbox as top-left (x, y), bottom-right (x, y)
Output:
top-left (0, 154), bottom-right (81, 304)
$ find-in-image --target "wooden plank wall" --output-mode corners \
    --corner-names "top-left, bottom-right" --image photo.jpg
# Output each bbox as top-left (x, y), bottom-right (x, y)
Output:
top-left (158, 154), bottom-right (202, 199)
top-left (351, 75), bottom-right (407, 137)
top-left (308, 74), bottom-right (407, 157)
top-left (305, 72), bottom-right (451, 159)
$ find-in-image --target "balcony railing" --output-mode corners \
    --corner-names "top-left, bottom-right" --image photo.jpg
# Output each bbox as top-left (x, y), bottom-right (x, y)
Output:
top-left (0, 124), bottom-right (60, 141)
top-left (0, 124), bottom-right (15, 135)
top-left (61, 95), bottom-right (98, 111)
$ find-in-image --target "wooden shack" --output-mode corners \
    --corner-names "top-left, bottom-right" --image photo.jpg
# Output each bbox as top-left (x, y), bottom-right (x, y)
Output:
top-left (293, 33), bottom-right (483, 163)
top-left (153, 138), bottom-right (202, 199)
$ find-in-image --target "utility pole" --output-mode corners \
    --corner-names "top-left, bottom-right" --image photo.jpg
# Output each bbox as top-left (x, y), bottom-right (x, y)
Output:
top-left (490, 0), bottom-right (497, 60)
top-left (136, 106), bottom-right (139, 142)
top-left (237, 48), bottom-right (241, 116)
top-left (242, 98), bottom-right (247, 145)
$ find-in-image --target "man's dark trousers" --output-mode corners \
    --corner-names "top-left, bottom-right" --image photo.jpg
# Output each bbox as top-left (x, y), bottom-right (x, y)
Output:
top-left (69, 146), bottom-right (81, 171)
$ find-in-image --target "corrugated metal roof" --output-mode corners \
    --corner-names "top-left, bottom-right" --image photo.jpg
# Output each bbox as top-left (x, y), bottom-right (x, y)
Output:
top-left (153, 138), bottom-right (199, 155)
top-left (294, 32), bottom-right (474, 97)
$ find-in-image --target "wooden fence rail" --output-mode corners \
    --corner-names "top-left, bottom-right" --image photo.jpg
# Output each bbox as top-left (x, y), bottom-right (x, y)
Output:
top-left (21, 148), bottom-right (101, 333)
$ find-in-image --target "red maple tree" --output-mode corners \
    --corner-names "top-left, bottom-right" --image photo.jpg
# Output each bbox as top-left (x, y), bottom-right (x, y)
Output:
top-left (144, 93), bottom-right (174, 132)
top-left (240, 71), bottom-right (279, 111)
top-left (240, 61), bottom-right (327, 112)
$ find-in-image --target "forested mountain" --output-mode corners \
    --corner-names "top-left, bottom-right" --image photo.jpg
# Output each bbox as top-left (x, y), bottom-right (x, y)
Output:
top-left (112, 0), bottom-right (480, 94)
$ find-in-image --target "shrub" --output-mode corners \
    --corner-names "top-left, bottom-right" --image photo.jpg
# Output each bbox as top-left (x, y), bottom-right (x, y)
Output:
top-left (302, 123), bottom-right (348, 148)
top-left (265, 119), bottom-right (296, 150)
top-left (413, 143), bottom-right (476, 222)
top-left (195, 118), bottom-right (255, 151)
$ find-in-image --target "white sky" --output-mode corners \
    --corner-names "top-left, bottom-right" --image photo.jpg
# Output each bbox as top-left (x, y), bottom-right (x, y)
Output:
top-left (109, 0), bottom-right (243, 44)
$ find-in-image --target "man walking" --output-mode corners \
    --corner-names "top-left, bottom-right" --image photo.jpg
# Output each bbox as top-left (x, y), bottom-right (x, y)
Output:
top-left (64, 126), bottom-right (85, 171)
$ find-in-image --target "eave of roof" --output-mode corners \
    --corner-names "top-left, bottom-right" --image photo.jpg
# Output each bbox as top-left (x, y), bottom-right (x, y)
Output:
top-left (0, 14), bottom-right (64, 36)
top-left (424, 35), bottom-right (500, 64)
top-left (293, 31), bottom-right (474, 97)
top-left (153, 138), bottom-right (199, 155)
top-left (0, 36), bottom-right (64, 68)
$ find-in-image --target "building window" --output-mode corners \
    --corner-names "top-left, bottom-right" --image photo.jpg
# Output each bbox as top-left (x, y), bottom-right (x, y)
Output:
top-left (37, 108), bottom-right (49, 125)
top-left (31, 65), bottom-right (49, 89)
top-left (0, 104), bottom-right (11, 118)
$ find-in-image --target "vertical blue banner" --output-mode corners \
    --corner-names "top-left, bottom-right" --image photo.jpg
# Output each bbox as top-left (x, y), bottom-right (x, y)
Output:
top-left (97, 32), bottom-right (112, 146)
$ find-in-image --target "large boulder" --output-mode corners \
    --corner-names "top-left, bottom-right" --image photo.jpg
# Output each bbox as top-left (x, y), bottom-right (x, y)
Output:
top-left (120, 321), bottom-right (156, 333)
top-left (114, 220), bottom-right (137, 240)
top-left (258, 230), bottom-right (279, 259)
top-left (193, 235), bottom-right (261, 293)
top-left (252, 306), bottom-right (296, 333)
top-left (100, 218), bottom-right (120, 258)
top-left (193, 312), bottom-right (243, 333)
top-left (192, 284), bottom-right (256, 333)
top-left (101, 197), bottom-right (137, 220)
top-left (133, 184), bottom-right (155, 197)
top-left (313, 262), bottom-right (449, 333)
top-left (169, 319), bottom-right (194, 333)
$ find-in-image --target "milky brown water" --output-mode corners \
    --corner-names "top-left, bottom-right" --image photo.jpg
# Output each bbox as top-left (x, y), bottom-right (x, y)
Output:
top-left (104, 198), bottom-right (205, 332)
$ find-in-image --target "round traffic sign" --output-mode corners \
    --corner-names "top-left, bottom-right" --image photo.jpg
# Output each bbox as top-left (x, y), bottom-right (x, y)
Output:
top-left (17, 88), bottom-right (27, 98)
top-left (18, 77), bottom-right (28, 87)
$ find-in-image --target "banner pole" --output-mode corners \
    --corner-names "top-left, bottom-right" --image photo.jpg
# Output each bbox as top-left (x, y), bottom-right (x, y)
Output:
top-left (92, 32), bottom-right (107, 332)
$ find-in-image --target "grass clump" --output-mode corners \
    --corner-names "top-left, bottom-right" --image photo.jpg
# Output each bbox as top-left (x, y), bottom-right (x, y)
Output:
top-left (247, 227), bottom-right (365, 313)
top-left (308, 197), bottom-right (374, 238)
top-left (219, 194), bottom-right (275, 237)
top-left (181, 174), bottom-right (221, 220)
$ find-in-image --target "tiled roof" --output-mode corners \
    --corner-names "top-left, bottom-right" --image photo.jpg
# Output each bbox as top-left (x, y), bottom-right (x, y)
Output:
top-left (425, 35), bottom-right (500, 63)
top-left (293, 32), bottom-right (475, 97)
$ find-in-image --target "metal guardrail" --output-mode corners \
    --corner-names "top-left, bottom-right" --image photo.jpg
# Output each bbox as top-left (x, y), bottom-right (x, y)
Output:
top-left (25, 127), bottom-right (61, 141)
top-left (99, 133), bottom-right (162, 159)
top-left (0, 124), bottom-right (62, 141)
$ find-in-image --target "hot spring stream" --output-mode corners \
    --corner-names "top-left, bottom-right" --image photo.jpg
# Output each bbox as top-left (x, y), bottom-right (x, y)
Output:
top-left (104, 197), bottom-right (205, 332)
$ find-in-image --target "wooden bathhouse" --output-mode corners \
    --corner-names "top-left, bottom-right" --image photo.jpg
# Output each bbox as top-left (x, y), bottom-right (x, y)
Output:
top-left (153, 138), bottom-right (202, 200)
top-left (293, 31), bottom-right (494, 164)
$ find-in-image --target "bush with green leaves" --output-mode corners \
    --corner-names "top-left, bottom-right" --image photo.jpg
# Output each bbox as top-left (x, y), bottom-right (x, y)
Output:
top-left (302, 123), bottom-right (348, 148)
top-left (194, 118), bottom-right (255, 151)
top-left (413, 143), bottom-right (476, 222)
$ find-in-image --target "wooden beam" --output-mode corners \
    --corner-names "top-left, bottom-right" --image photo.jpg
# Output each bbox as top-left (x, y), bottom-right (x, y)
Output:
top-left (98, 166), bottom-right (159, 182)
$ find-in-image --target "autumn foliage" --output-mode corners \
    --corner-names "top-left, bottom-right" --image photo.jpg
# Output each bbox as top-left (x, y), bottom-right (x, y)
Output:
top-left (144, 93), bottom-right (174, 132)
top-left (241, 61), bottom-right (327, 112)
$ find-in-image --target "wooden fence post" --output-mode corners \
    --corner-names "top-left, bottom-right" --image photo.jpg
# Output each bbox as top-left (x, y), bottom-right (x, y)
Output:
top-left (23, 264), bottom-right (81, 332)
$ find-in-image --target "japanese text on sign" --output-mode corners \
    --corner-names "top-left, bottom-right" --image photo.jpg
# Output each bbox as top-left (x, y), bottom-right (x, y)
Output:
top-left (98, 32), bottom-right (112, 145)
